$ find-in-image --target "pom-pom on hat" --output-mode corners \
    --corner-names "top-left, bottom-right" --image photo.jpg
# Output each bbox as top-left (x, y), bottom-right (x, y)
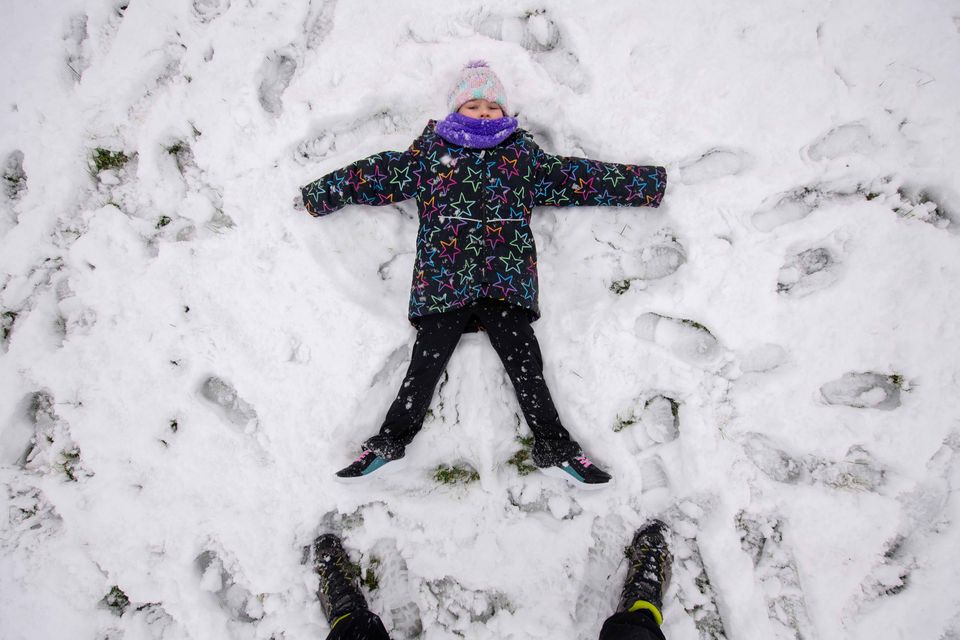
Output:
top-left (447, 60), bottom-right (509, 113)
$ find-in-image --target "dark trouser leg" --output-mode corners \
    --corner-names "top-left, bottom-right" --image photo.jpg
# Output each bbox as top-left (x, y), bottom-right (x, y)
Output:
top-left (364, 308), bottom-right (471, 460)
top-left (598, 611), bottom-right (667, 640)
top-left (476, 300), bottom-right (581, 466)
top-left (325, 609), bottom-right (392, 640)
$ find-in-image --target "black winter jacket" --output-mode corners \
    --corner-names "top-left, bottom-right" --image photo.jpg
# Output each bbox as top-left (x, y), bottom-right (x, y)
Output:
top-left (301, 120), bottom-right (666, 325)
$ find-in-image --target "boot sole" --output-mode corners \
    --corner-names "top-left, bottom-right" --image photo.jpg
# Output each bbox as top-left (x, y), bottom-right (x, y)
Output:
top-left (333, 456), bottom-right (411, 484)
top-left (540, 465), bottom-right (614, 490)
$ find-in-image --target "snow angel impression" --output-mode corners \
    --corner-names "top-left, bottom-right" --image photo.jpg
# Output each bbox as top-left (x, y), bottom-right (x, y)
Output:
top-left (299, 60), bottom-right (667, 487)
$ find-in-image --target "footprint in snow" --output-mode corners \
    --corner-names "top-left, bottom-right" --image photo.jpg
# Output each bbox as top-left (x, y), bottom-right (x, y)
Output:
top-left (638, 455), bottom-right (673, 514)
top-left (200, 376), bottom-right (260, 432)
top-left (740, 433), bottom-right (886, 491)
top-left (164, 139), bottom-right (232, 236)
top-left (635, 231), bottom-right (687, 281)
top-left (21, 390), bottom-right (90, 482)
top-left (889, 182), bottom-right (956, 230)
top-left (195, 549), bottom-right (263, 622)
top-left (805, 122), bottom-right (875, 161)
top-left (678, 148), bottom-right (748, 185)
top-left (756, 176), bottom-right (956, 233)
top-left (357, 538), bottom-right (423, 640)
top-left (777, 246), bottom-right (841, 297)
top-left (304, 0), bottom-right (338, 49)
top-left (739, 433), bottom-right (803, 484)
top-left (751, 179), bottom-right (873, 232)
top-left (475, 9), bottom-right (561, 53)
top-left (423, 576), bottom-right (513, 633)
top-left (63, 14), bottom-right (90, 80)
top-left (258, 50), bottom-right (298, 116)
top-left (642, 395), bottom-right (680, 444)
top-left (666, 498), bottom-right (729, 640)
top-left (635, 313), bottom-right (723, 367)
top-left (640, 455), bottom-right (671, 494)
top-left (819, 371), bottom-right (904, 411)
top-left (507, 482), bottom-right (584, 520)
top-left (735, 511), bottom-right (815, 640)
top-left (851, 433), bottom-right (959, 612)
top-left (474, 9), bottom-right (588, 94)
top-left (2, 481), bottom-right (63, 545)
top-left (610, 231), bottom-right (687, 294)
top-left (574, 513), bottom-right (626, 633)
top-left (615, 393), bottom-right (680, 448)
top-left (808, 445), bottom-right (886, 491)
top-left (296, 109), bottom-right (415, 164)
top-left (192, 0), bottom-right (230, 23)
top-left (3, 150), bottom-right (27, 200)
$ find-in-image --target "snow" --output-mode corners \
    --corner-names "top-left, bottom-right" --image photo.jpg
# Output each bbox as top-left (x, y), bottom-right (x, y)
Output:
top-left (2, 1), bottom-right (960, 639)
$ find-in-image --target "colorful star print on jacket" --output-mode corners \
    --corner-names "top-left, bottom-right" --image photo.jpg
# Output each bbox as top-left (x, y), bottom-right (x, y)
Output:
top-left (300, 120), bottom-right (667, 325)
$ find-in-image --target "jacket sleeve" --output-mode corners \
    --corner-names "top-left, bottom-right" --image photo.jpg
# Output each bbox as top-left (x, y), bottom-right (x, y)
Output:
top-left (300, 143), bottom-right (423, 216)
top-left (530, 144), bottom-right (667, 208)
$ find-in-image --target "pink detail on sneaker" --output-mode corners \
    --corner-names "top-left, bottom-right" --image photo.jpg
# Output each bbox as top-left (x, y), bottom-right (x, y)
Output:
top-left (575, 455), bottom-right (593, 468)
top-left (354, 450), bottom-right (372, 463)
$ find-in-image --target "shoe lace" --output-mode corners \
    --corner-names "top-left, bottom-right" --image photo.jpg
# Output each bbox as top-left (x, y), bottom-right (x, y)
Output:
top-left (316, 550), bottom-right (366, 616)
top-left (623, 535), bottom-right (669, 604)
top-left (354, 450), bottom-right (373, 463)
top-left (574, 455), bottom-right (593, 468)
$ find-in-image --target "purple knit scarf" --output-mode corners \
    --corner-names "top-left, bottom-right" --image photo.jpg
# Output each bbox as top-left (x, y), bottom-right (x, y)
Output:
top-left (435, 113), bottom-right (519, 149)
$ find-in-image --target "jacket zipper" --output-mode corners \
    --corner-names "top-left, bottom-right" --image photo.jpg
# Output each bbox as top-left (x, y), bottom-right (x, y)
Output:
top-left (478, 149), bottom-right (491, 290)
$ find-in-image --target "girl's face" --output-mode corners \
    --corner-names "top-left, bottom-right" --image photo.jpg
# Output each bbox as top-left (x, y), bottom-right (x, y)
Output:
top-left (457, 99), bottom-right (504, 120)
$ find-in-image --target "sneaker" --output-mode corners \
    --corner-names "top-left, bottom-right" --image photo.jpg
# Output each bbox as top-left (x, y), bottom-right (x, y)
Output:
top-left (335, 449), bottom-right (406, 480)
top-left (309, 534), bottom-right (368, 627)
top-left (617, 520), bottom-right (673, 625)
top-left (540, 453), bottom-right (613, 488)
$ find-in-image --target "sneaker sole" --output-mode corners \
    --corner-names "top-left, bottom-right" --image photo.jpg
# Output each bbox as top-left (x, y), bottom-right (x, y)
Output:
top-left (333, 456), bottom-right (411, 484)
top-left (539, 465), bottom-right (613, 490)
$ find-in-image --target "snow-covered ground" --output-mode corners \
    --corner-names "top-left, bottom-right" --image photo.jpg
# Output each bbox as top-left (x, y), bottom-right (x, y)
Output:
top-left (2, 1), bottom-right (960, 638)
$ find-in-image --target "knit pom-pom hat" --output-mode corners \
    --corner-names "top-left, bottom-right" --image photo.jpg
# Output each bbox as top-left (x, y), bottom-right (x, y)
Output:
top-left (447, 60), bottom-right (509, 113)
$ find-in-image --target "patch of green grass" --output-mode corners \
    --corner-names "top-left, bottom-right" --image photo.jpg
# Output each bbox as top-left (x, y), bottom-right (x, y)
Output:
top-left (507, 435), bottom-right (537, 476)
top-left (613, 414), bottom-right (637, 433)
top-left (165, 141), bottom-right (186, 156)
top-left (678, 317), bottom-right (710, 333)
top-left (363, 557), bottom-right (380, 592)
top-left (103, 585), bottom-right (130, 616)
top-left (434, 465), bottom-right (479, 485)
top-left (17, 505), bottom-right (39, 520)
top-left (610, 279), bottom-right (632, 295)
top-left (59, 447), bottom-right (81, 482)
top-left (3, 173), bottom-right (25, 197)
top-left (1, 311), bottom-right (16, 342)
top-left (92, 148), bottom-right (130, 172)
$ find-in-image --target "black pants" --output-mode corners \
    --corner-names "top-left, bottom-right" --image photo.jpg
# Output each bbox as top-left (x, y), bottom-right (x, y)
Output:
top-left (363, 299), bottom-right (581, 466)
top-left (325, 610), bottom-right (389, 640)
top-left (325, 609), bottom-right (665, 640)
top-left (599, 611), bottom-right (667, 640)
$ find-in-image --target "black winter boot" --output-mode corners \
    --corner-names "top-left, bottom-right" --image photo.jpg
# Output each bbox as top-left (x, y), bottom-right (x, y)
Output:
top-left (617, 520), bottom-right (673, 625)
top-left (309, 534), bottom-right (369, 628)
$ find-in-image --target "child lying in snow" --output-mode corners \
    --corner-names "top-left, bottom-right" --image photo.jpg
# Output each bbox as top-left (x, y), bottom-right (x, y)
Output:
top-left (300, 60), bottom-right (666, 487)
